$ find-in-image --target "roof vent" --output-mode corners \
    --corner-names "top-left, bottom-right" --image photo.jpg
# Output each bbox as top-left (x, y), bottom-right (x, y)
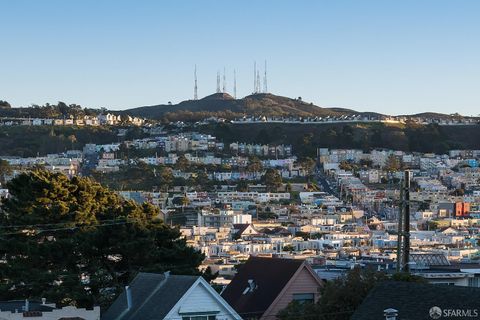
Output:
top-left (384, 308), bottom-right (398, 320)
top-left (125, 286), bottom-right (132, 310)
top-left (242, 279), bottom-right (257, 294)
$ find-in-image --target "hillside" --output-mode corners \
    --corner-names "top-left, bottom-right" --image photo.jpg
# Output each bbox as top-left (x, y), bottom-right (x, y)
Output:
top-left (198, 122), bottom-right (480, 157)
top-left (123, 93), bottom-right (364, 121)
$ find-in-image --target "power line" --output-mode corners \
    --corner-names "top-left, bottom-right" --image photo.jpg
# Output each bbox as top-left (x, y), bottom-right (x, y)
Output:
top-left (0, 221), bottom-right (134, 236)
top-left (0, 219), bottom-right (128, 230)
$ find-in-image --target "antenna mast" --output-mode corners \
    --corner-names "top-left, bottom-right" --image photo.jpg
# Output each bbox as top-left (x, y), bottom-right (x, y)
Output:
top-left (223, 67), bottom-right (226, 93)
top-left (194, 65), bottom-right (198, 100)
top-left (234, 69), bottom-right (237, 99)
top-left (263, 60), bottom-right (268, 93)
top-left (216, 71), bottom-right (221, 93)
top-left (256, 70), bottom-right (261, 94)
top-left (254, 61), bottom-right (257, 93)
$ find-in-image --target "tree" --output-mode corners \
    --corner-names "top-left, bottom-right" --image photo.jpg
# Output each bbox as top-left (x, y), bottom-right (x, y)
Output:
top-left (263, 168), bottom-right (282, 192)
top-left (246, 156), bottom-right (263, 173)
top-left (300, 157), bottom-right (316, 176)
top-left (0, 159), bottom-right (12, 185)
top-left (175, 155), bottom-right (190, 171)
top-left (0, 100), bottom-right (11, 108)
top-left (67, 134), bottom-right (77, 150)
top-left (0, 170), bottom-right (203, 309)
top-left (279, 267), bottom-right (387, 320)
top-left (159, 167), bottom-right (174, 191)
top-left (279, 267), bottom-right (426, 320)
top-left (236, 179), bottom-right (249, 192)
top-left (384, 154), bottom-right (401, 171)
top-left (195, 171), bottom-right (212, 191)
top-left (180, 196), bottom-right (190, 212)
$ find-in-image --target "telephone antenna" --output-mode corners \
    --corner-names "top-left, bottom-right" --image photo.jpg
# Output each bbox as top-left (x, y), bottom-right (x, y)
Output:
top-left (234, 69), bottom-right (237, 99)
top-left (223, 67), bottom-right (226, 93)
top-left (256, 70), bottom-right (261, 94)
top-left (194, 65), bottom-right (198, 100)
top-left (216, 71), bottom-right (220, 93)
top-left (253, 61), bottom-right (257, 93)
top-left (263, 60), bottom-right (268, 93)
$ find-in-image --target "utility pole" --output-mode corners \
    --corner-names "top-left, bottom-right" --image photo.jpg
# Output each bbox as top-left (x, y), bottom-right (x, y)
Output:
top-left (396, 170), bottom-right (411, 273)
top-left (402, 170), bottom-right (411, 272)
top-left (396, 179), bottom-right (403, 273)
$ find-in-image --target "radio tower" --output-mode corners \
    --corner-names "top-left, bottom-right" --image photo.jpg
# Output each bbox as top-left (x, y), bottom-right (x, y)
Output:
top-left (216, 71), bottom-right (221, 93)
top-left (233, 69), bottom-right (237, 99)
top-left (256, 70), bottom-right (261, 94)
top-left (194, 65), bottom-right (198, 100)
top-left (263, 60), bottom-right (268, 93)
top-left (223, 67), bottom-right (226, 93)
top-left (253, 61), bottom-right (257, 93)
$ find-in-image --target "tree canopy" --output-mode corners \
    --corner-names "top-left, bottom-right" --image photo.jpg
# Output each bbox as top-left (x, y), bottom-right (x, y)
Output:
top-left (262, 168), bottom-right (283, 192)
top-left (0, 159), bottom-right (12, 185)
top-left (0, 170), bottom-right (203, 308)
top-left (278, 267), bottom-right (426, 320)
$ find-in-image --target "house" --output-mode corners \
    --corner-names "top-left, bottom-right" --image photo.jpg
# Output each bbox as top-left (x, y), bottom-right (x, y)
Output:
top-left (0, 300), bottom-right (100, 319)
top-left (232, 224), bottom-right (259, 239)
top-left (351, 281), bottom-right (480, 320)
top-left (221, 256), bottom-right (323, 320)
top-left (102, 272), bottom-right (241, 320)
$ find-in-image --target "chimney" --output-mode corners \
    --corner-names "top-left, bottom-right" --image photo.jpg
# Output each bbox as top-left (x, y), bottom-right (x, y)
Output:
top-left (247, 279), bottom-right (256, 291)
top-left (25, 299), bottom-right (29, 312)
top-left (384, 308), bottom-right (398, 320)
top-left (41, 298), bottom-right (46, 305)
top-left (125, 286), bottom-right (132, 310)
top-left (164, 271), bottom-right (171, 279)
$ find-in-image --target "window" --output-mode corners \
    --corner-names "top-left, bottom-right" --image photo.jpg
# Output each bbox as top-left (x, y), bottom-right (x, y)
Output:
top-left (182, 316), bottom-right (216, 320)
top-left (292, 293), bottom-right (315, 304)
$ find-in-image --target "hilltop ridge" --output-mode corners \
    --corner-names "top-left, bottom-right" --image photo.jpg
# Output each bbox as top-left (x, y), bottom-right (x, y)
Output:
top-left (123, 93), bottom-right (365, 121)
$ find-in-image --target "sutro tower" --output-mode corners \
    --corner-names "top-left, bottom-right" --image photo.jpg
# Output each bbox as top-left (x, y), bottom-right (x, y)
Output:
top-left (194, 65), bottom-right (198, 100)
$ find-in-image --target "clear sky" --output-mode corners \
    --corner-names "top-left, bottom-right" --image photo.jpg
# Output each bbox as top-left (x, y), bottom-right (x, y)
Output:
top-left (1, 0), bottom-right (479, 115)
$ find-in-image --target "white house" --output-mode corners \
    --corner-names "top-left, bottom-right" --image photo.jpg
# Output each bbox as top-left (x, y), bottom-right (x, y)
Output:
top-left (102, 272), bottom-right (241, 320)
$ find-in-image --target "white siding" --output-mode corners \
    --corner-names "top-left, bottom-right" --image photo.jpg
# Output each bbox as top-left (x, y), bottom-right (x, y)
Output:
top-left (165, 281), bottom-right (240, 320)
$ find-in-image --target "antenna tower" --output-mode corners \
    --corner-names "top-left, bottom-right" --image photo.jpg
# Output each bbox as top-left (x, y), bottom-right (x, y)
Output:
top-left (216, 71), bottom-right (221, 93)
top-left (254, 61), bottom-right (257, 93)
top-left (234, 69), bottom-right (237, 99)
top-left (223, 67), bottom-right (226, 93)
top-left (194, 65), bottom-right (198, 100)
top-left (263, 60), bottom-right (268, 93)
top-left (256, 70), bottom-right (261, 94)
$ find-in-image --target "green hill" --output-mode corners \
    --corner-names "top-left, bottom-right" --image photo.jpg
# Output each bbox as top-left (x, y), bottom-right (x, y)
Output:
top-left (123, 93), bottom-right (364, 121)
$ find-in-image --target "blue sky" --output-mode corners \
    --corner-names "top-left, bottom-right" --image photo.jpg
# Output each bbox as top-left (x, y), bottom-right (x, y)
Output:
top-left (1, 0), bottom-right (479, 115)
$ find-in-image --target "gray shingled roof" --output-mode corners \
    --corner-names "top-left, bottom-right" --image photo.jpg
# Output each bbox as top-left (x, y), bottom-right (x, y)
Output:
top-left (351, 281), bottom-right (480, 320)
top-left (221, 256), bottom-right (305, 318)
top-left (102, 272), bottom-right (198, 320)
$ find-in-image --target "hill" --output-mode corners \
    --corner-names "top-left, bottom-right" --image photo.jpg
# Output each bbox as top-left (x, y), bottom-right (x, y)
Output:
top-left (198, 122), bottom-right (480, 156)
top-left (123, 93), bottom-right (366, 121)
